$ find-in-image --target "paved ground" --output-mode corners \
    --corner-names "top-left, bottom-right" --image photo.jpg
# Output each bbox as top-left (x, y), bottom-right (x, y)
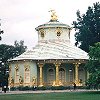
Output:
top-left (0, 89), bottom-right (99, 95)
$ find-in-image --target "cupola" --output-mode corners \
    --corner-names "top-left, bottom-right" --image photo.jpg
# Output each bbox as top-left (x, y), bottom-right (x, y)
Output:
top-left (35, 10), bottom-right (72, 43)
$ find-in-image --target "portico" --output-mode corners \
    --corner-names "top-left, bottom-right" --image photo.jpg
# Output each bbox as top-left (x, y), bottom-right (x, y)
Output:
top-left (37, 59), bottom-right (87, 86)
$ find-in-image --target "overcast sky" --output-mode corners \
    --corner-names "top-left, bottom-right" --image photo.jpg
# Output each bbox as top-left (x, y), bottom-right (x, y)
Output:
top-left (0, 0), bottom-right (98, 49)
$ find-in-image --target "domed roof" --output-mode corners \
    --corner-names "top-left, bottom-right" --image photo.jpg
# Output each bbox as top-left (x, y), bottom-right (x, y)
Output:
top-left (36, 10), bottom-right (71, 30)
top-left (35, 20), bottom-right (71, 31)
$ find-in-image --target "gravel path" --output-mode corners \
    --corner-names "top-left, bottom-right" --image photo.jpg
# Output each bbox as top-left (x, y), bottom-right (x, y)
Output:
top-left (0, 89), bottom-right (99, 95)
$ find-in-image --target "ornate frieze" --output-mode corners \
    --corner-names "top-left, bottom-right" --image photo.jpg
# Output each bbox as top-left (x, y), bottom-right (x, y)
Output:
top-left (32, 76), bottom-right (37, 85)
top-left (56, 27), bottom-right (62, 37)
top-left (19, 76), bottom-right (23, 84)
top-left (39, 29), bottom-right (45, 38)
top-left (8, 76), bottom-right (14, 87)
top-left (15, 64), bottom-right (19, 70)
top-left (24, 65), bottom-right (30, 71)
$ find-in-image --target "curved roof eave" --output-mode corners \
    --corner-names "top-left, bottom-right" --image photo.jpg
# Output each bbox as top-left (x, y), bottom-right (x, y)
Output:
top-left (9, 41), bottom-right (89, 62)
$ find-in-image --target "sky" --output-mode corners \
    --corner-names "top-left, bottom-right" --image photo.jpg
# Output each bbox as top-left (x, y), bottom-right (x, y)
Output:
top-left (0, 0), bottom-right (98, 49)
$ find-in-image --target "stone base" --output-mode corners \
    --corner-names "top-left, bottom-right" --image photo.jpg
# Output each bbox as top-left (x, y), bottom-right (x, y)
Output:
top-left (52, 81), bottom-right (63, 86)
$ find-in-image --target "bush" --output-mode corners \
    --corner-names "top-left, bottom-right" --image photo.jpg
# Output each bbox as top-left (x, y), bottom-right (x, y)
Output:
top-left (51, 86), bottom-right (72, 90)
top-left (36, 86), bottom-right (70, 90)
top-left (10, 87), bottom-right (17, 91)
top-left (16, 86), bottom-right (31, 91)
top-left (76, 86), bottom-right (87, 89)
top-left (10, 86), bottom-right (89, 91)
top-left (36, 86), bottom-right (46, 90)
top-left (23, 86), bottom-right (31, 90)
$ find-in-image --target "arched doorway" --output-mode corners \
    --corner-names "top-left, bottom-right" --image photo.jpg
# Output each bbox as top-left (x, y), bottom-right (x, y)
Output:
top-left (59, 68), bottom-right (65, 84)
top-left (47, 68), bottom-right (55, 85)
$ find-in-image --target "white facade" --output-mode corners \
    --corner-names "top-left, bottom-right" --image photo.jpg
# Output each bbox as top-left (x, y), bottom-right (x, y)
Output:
top-left (36, 21), bottom-right (71, 43)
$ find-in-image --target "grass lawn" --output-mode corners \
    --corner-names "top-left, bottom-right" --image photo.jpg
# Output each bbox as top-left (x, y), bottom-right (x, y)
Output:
top-left (0, 91), bottom-right (100, 100)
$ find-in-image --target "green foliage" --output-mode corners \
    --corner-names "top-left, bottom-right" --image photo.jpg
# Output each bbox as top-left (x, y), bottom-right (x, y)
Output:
top-left (0, 40), bottom-right (27, 86)
top-left (14, 40), bottom-right (27, 57)
top-left (10, 86), bottom-right (88, 91)
top-left (50, 86), bottom-right (67, 90)
top-left (36, 86), bottom-right (68, 90)
top-left (10, 87), bottom-right (17, 91)
top-left (16, 86), bottom-right (31, 91)
top-left (89, 42), bottom-right (100, 61)
top-left (73, 2), bottom-right (100, 52)
top-left (85, 42), bottom-right (100, 89)
top-left (36, 86), bottom-right (47, 90)
top-left (0, 91), bottom-right (100, 100)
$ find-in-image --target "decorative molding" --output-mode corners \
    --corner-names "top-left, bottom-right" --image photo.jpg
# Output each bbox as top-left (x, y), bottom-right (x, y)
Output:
top-left (19, 76), bottom-right (23, 84)
top-left (24, 64), bottom-right (30, 84)
top-left (39, 28), bottom-right (46, 38)
top-left (24, 64), bottom-right (30, 71)
top-left (73, 62), bottom-right (81, 66)
top-left (32, 76), bottom-right (37, 85)
top-left (15, 64), bottom-right (19, 70)
top-left (37, 62), bottom-right (44, 67)
top-left (15, 64), bottom-right (19, 84)
top-left (9, 76), bottom-right (14, 87)
top-left (54, 62), bottom-right (61, 66)
top-left (56, 27), bottom-right (62, 37)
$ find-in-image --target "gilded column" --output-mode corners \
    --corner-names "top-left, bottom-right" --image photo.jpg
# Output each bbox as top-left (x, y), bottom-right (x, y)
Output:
top-left (55, 63), bottom-right (60, 86)
top-left (38, 63), bottom-right (43, 86)
top-left (74, 63), bottom-right (80, 85)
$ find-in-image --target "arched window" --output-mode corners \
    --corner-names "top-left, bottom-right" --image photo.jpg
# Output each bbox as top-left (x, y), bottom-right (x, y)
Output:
top-left (69, 69), bottom-right (73, 82)
top-left (24, 65), bottom-right (30, 83)
top-left (56, 27), bottom-right (62, 37)
top-left (15, 65), bottom-right (19, 83)
top-left (59, 68), bottom-right (65, 83)
top-left (47, 68), bottom-right (55, 85)
top-left (79, 68), bottom-right (85, 83)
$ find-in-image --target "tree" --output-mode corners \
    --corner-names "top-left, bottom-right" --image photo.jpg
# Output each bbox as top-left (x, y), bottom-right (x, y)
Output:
top-left (13, 40), bottom-right (27, 58)
top-left (85, 42), bottom-right (100, 89)
top-left (0, 44), bottom-right (14, 86)
top-left (73, 2), bottom-right (100, 52)
top-left (0, 40), bottom-right (27, 86)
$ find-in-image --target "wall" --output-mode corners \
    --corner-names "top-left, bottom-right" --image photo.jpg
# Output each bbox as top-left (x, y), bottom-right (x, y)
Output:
top-left (9, 60), bottom-right (37, 87)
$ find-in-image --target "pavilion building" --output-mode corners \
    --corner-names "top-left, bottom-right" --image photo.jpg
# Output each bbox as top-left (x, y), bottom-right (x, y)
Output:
top-left (8, 11), bottom-right (89, 87)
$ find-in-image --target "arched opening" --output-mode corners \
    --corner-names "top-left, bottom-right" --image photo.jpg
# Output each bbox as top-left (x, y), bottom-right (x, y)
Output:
top-left (24, 66), bottom-right (30, 84)
top-left (47, 68), bottom-right (55, 85)
top-left (15, 69), bottom-right (19, 83)
top-left (59, 68), bottom-right (65, 83)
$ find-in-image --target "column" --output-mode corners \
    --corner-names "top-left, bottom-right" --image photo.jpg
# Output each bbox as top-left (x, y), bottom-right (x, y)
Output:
top-left (55, 63), bottom-right (61, 86)
top-left (74, 63), bottom-right (80, 85)
top-left (38, 63), bottom-right (43, 86)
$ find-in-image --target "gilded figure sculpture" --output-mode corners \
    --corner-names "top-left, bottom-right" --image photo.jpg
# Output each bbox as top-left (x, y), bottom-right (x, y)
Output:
top-left (19, 76), bottom-right (23, 84)
top-left (49, 10), bottom-right (58, 21)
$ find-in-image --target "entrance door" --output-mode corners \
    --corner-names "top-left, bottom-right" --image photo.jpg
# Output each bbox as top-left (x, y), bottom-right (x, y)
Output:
top-left (47, 68), bottom-right (55, 85)
top-left (59, 68), bottom-right (65, 83)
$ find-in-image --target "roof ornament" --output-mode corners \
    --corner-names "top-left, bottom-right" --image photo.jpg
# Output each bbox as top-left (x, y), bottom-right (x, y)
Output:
top-left (49, 10), bottom-right (58, 21)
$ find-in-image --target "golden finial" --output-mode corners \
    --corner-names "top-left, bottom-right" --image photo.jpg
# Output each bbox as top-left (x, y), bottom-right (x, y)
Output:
top-left (49, 10), bottom-right (58, 21)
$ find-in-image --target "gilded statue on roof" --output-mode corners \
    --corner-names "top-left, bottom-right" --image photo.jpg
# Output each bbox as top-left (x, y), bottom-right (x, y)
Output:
top-left (49, 10), bottom-right (58, 21)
